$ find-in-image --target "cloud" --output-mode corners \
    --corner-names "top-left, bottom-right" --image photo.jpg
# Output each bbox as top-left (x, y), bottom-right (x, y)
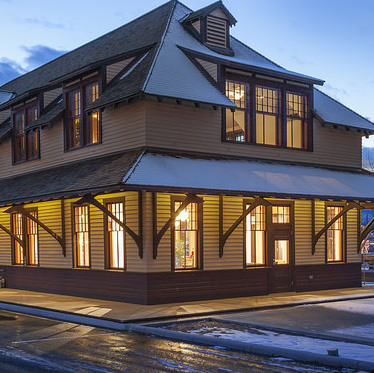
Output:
top-left (22, 45), bottom-right (66, 69)
top-left (320, 84), bottom-right (348, 100)
top-left (21, 17), bottom-right (64, 29)
top-left (0, 58), bottom-right (25, 85)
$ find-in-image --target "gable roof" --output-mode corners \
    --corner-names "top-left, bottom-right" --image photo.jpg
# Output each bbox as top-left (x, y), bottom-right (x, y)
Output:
top-left (313, 88), bottom-right (374, 132)
top-left (0, 1), bottom-right (370, 132)
top-left (0, 1), bottom-right (175, 106)
top-left (182, 1), bottom-right (237, 25)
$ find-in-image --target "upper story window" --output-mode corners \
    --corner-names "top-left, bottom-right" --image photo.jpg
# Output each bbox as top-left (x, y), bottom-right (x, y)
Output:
top-left (224, 78), bottom-right (311, 150)
top-left (13, 102), bottom-right (39, 164)
top-left (65, 80), bottom-right (100, 151)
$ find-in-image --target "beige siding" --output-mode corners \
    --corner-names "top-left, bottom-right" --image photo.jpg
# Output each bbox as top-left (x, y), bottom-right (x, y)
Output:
top-left (43, 88), bottom-right (62, 108)
top-left (196, 59), bottom-right (218, 81)
top-left (347, 208), bottom-right (360, 263)
top-left (106, 58), bottom-right (134, 83)
top-left (145, 101), bottom-right (362, 169)
top-left (0, 101), bottom-right (146, 179)
top-left (295, 200), bottom-right (325, 265)
top-left (0, 109), bottom-right (10, 125)
top-left (0, 207), bottom-right (12, 265)
top-left (204, 195), bottom-right (243, 270)
top-left (191, 19), bottom-right (201, 33)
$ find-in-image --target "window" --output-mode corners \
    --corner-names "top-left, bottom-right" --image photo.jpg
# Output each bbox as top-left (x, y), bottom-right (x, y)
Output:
top-left (326, 206), bottom-right (344, 262)
top-left (225, 81), bottom-right (248, 142)
top-left (256, 86), bottom-right (280, 146)
top-left (286, 93), bottom-right (308, 149)
top-left (105, 201), bottom-right (125, 269)
top-left (245, 205), bottom-right (266, 265)
top-left (173, 202), bottom-right (199, 270)
top-left (66, 80), bottom-right (100, 150)
top-left (272, 206), bottom-right (290, 224)
top-left (11, 210), bottom-right (39, 266)
top-left (224, 78), bottom-right (310, 150)
top-left (274, 240), bottom-right (289, 264)
top-left (73, 205), bottom-right (90, 268)
top-left (13, 103), bottom-right (39, 164)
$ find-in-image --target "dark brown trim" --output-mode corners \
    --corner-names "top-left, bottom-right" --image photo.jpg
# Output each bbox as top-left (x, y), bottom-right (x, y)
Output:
top-left (103, 197), bottom-right (126, 271)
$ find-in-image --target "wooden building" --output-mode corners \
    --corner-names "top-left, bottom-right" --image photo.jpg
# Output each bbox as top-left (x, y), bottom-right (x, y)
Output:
top-left (0, 1), bottom-right (373, 304)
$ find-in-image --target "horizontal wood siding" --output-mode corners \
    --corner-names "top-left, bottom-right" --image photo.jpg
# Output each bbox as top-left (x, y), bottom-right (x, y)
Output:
top-left (145, 101), bottom-right (362, 169)
top-left (146, 268), bottom-right (269, 304)
top-left (0, 102), bottom-right (146, 179)
top-left (295, 200), bottom-right (325, 265)
top-left (0, 266), bottom-right (147, 303)
top-left (106, 57), bottom-right (134, 83)
top-left (196, 59), bottom-right (218, 81)
top-left (347, 208), bottom-right (360, 263)
top-left (43, 88), bottom-right (62, 108)
top-left (0, 207), bottom-right (12, 265)
top-left (294, 263), bottom-right (361, 291)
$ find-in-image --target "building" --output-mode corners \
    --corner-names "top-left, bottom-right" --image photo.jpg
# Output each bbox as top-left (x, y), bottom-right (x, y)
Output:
top-left (0, 1), bottom-right (373, 304)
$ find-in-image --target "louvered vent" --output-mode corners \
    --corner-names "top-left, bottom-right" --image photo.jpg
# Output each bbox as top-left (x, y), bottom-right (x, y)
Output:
top-left (206, 16), bottom-right (227, 48)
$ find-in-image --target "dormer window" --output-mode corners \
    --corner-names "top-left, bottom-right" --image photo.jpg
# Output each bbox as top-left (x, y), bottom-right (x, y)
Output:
top-left (12, 101), bottom-right (39, 164)
top-left (65, 79), bottom-right (100, 151)
top-left (182, 1), bottom-right (236, 55)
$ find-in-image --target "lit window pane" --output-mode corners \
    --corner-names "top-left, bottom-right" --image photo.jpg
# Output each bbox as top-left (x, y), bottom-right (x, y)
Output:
top-left (272, 206), bottom-right (290, 223)
top-left (74, 206), bottom-right (90, 267)
top-left (107, 202), bottom-right (124, 269)
top-left (274, 240), bottom-right (289, 264)
top-left (174, 202), bottom-right (198, 269)
top-left (226, 109), bottom-right (245, 142)
top-left (327, 206), bottom-right (343, 262)
top-left (246, 205), bottom-right (266, 265)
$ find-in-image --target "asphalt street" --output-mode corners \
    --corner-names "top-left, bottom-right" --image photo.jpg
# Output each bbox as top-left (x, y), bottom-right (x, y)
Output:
top-left (0, 311), bottom-right (351, 373)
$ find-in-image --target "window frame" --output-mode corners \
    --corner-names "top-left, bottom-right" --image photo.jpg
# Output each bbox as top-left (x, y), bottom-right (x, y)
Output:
top-left (64, 77), bottom-right (102, 152)
top-left (325, 203), bottom-right (347, 263)
top-left (103, 197), bottom-right (126, 271)
top-left (243, 200), bottom-right (267, 267)
top-left (71, 203), bottom-right (91, 269)
top-left (12, 100), bottom-right (40, 165)
top-left (10, 208), bottom-right (39, 266)
top-left (222, 72), bottom-right (313, 151)
top-left (171, 196), bottom-right (203, 271)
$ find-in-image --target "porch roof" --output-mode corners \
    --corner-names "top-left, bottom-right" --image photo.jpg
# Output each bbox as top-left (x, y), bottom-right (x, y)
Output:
top-left (123, 152), bottom-right (374, 201)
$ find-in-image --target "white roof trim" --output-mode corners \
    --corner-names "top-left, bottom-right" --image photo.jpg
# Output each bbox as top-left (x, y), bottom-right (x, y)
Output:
top-left (124, 153), bottom-right (374, 200)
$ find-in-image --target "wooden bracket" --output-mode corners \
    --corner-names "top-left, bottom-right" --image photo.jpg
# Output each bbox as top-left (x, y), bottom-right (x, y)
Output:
top-left (153, 193), bottom-right (203, 259)
top-left (358, 215), bottom-right (374, 253)
top-left (219, 196), bottom-right (272, 257)
top-left (75, 194), bottom-right (143, 258)
top-left (5, 205), bottom-right (66, 256)
top-left (312, 201), bottom-right (362, 255)
top-left (0, 223), bottom-right (24, 247)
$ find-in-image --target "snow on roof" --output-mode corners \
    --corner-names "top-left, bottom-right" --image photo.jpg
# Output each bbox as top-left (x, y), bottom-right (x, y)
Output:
top-left (124, 152), bottom-right (374, 200)
top-left (313, 89), bottom-right (374, 132)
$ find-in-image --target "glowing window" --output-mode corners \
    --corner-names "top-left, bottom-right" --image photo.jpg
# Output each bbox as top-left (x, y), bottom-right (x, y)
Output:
top-left (245, 205), bottom-right (266, 265)
top-left (326, 206), bottom-right (344, 262)
top-left (73, 205), bottom-right (90, 268)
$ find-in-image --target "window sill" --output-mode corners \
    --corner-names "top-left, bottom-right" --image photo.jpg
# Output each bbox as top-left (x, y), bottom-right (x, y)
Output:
top-left (222, 139), bottom-right (311, 152)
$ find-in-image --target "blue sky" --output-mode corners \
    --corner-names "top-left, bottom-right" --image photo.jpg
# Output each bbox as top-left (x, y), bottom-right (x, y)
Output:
top-left (1, 0), bottom-right (374, 145)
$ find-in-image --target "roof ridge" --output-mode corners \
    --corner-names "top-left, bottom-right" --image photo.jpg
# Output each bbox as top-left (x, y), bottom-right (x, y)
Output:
top-left (230, 35), bottom-right (283, 69)
top-left (314, 87), bottom-right (374, 127)
top-left (142, 0), bottom-right (178, 91)
top-left (0, 1), bottom-right (176, 91)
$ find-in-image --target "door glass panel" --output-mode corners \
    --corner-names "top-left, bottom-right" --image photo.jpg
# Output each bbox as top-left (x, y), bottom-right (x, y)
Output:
top-left (272, 206), bottom-right (290, 223)
top-left (274, 240), bottom-right (289, 264)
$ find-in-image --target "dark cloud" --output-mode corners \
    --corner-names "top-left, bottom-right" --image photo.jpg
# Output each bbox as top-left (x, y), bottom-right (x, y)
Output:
top-left (22, 45), bottom-right (66, 69)
top-left (21, 17), bottom-right (64, 29)
top-left (0, 59), bottom-right (24, 85)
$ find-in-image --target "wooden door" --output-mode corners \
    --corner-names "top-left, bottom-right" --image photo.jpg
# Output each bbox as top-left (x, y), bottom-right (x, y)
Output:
top-left (268, 204), bottom-right (294, 293)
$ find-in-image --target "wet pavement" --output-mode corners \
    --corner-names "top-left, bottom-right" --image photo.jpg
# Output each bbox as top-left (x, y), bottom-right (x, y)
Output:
top-left (0, 311), bottom-right (348, 373)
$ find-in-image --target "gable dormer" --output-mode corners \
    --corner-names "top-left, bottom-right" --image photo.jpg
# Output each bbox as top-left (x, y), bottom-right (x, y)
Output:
top-left (182, 1), bottom-right (237, 55)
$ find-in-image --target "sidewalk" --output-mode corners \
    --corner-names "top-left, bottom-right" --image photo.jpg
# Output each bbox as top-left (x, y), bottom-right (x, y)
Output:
top-left (1, 285), bottom-right (374, 324)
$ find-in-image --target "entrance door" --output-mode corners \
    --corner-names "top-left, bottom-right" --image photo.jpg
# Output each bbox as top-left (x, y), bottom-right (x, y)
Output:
top-left (269, 205), bottom-right (294, 293)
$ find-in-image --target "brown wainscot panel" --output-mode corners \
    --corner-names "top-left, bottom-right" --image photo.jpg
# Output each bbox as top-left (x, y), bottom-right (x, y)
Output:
top-left (146, 268), bottom-right (270, 304)
top-left (294, 263), bottom-right (361, 292)
top-left (0, 266), bottom-right (147, 304)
